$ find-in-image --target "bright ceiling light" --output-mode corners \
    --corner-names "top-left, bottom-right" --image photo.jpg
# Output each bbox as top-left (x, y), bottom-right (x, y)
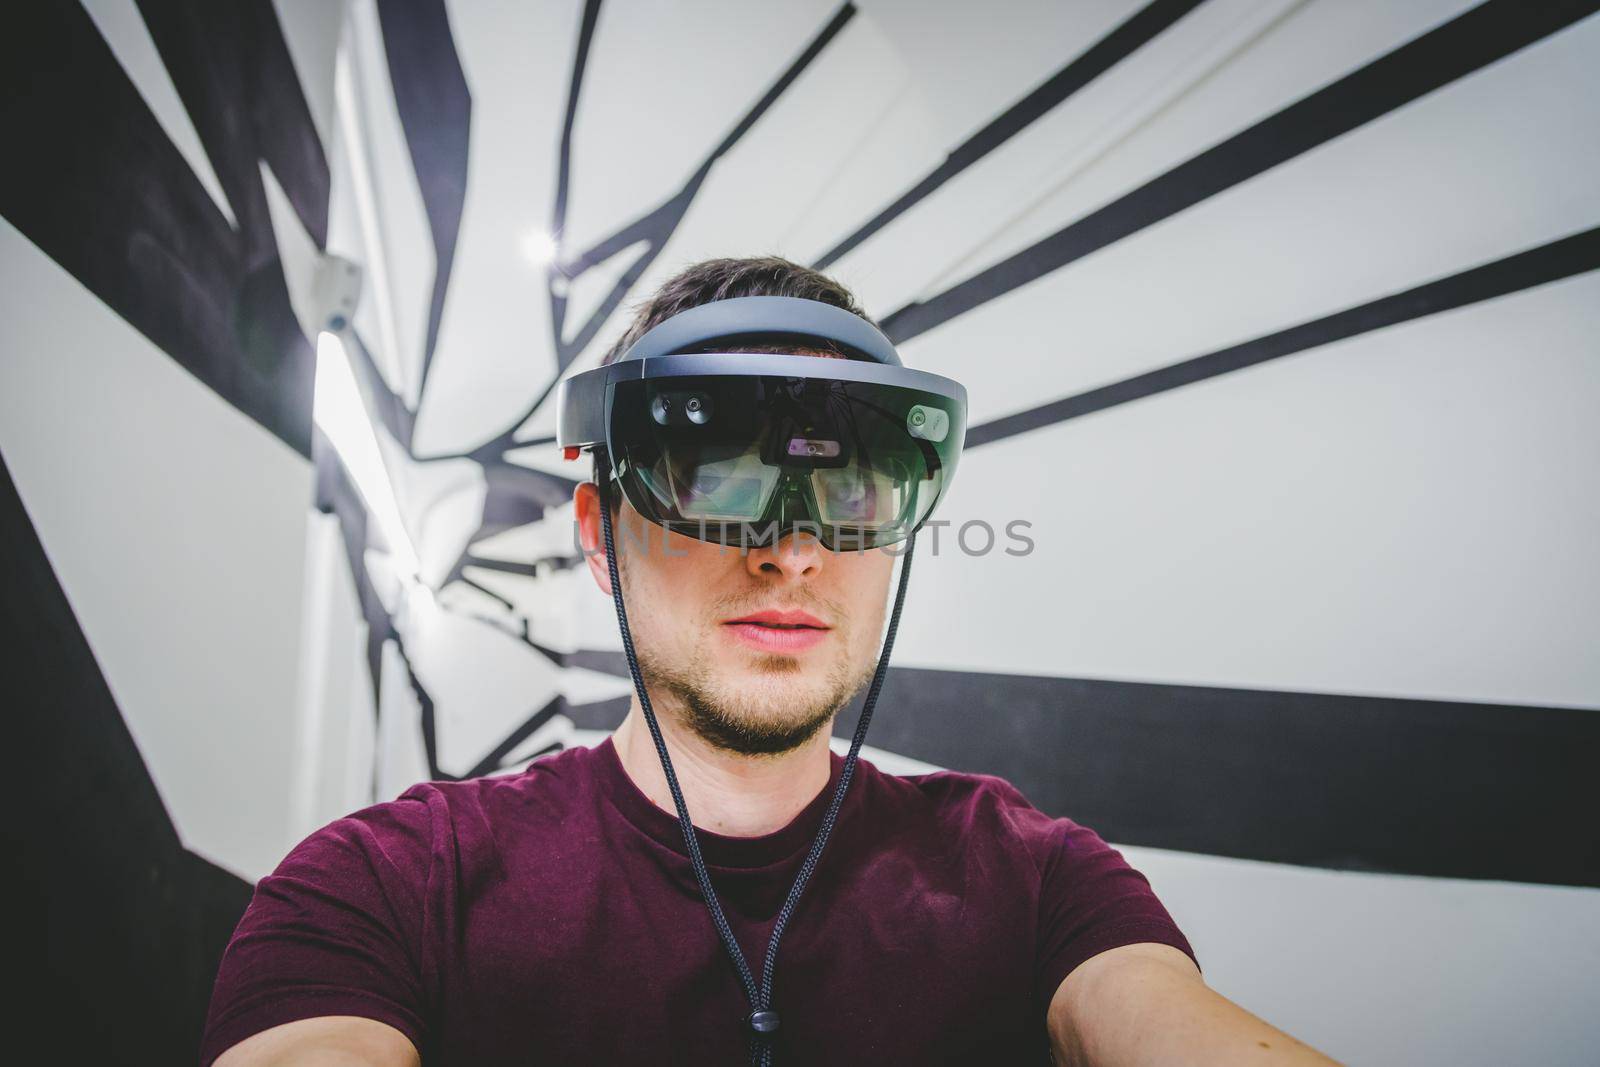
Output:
top-left (521, 228), bottom-right (559, 267)
top-left (313, 331), bottom-right (421, 579)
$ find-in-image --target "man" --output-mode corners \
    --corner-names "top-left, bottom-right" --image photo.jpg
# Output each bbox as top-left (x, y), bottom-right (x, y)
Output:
top-left (202, 257), bottom-right (1339, 1065)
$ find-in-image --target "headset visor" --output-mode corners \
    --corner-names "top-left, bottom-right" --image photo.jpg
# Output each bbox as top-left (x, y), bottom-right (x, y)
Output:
top-left (607, 372), bottom-right (964, 551)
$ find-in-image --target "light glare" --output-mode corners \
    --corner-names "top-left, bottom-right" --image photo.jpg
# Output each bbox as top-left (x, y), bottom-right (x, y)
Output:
top-left (521, 229), bottom-right (559, 266)
top-left (313, 331), bottom-right (421, 578)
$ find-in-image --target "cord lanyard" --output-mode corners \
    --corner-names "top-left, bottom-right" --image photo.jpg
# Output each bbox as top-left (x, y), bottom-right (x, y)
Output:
top-left (597, 472), bottom-right (917, 1064)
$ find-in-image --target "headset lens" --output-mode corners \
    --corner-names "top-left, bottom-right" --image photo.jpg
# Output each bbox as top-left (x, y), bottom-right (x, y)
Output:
top-left (635, 439), bottom-right (780, 522)
top-left (609, 374), bottom-right (962, 550)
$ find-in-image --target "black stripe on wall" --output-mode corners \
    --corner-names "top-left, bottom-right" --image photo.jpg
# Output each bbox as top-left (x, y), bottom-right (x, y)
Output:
top-left (965, 226), bottom-right (1600, 447)
top-left (2, 447), bottom-right (253, 1065)
top-left (559, 649), bottom-right (1599, 887)
top-left (813, 0), bottom-right (1207, 270)
top-left (878, 0), bottom-right (1600, 343)
top-left (135, 0), bottom-right (330, 250)
top-left (829, 667), bottom-right (1600, 889)
top-left (547, 0), bottom-right (604, 365)
top-left (374, 0), bottom-right (471, 404)
top-left (463, 696), bottom-right (565, 779)
top-left (0, 0), bottom-right (327, 458)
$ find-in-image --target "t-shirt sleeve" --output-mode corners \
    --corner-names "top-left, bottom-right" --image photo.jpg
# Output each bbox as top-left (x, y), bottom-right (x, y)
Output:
top-left (1020, 799), bottom-right (1199, 1018)
top-left (197, 788), bottom-right (442, 1067)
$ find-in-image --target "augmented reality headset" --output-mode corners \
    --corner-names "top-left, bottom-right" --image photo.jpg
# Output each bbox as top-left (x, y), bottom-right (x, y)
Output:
top-left (556, 295), bottom-right (968, 551)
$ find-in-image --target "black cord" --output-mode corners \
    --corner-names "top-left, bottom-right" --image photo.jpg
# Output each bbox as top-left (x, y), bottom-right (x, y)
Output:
top-left (596, 462), bottom-right (917, 1066)
top-left (598, 468), bottom-right (761, 1007)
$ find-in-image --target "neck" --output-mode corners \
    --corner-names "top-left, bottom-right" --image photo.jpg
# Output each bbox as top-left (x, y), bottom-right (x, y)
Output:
top-left (610, 699), bottom-right (834, 838)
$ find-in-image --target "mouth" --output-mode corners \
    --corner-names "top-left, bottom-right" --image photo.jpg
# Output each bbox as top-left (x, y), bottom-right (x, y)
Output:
top-left (722, 609), bottom-right (832, 654)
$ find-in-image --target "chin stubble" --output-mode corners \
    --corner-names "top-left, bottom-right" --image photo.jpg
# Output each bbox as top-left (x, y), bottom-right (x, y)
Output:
top-left (635, 631), bottom-right (878, 758)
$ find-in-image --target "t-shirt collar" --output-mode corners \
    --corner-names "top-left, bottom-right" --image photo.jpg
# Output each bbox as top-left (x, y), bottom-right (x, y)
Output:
top-left (594, 734), bottom-right (847, 870)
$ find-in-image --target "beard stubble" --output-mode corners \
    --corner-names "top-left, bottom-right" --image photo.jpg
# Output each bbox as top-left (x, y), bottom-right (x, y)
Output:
top-left (621, 561), bottom-right (881, 757)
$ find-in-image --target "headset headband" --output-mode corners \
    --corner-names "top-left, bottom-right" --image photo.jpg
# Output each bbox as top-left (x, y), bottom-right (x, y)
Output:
top-left (558, 296), bottom-right (949, 454)
top-left (615, 296), bottom-right (902, 366)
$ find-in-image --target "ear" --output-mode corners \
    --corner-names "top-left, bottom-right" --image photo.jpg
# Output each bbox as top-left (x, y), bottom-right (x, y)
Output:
top-left (573, 481), bottom-right (614, 596)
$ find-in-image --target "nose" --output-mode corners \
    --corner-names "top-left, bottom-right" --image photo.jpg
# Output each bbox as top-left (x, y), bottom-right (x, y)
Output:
top-left (746, 528), bottom-right (825, 580)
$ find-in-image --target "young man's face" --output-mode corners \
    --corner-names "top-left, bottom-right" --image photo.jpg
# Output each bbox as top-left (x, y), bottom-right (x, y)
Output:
top-left (574, 483), bottom-right (895, 757)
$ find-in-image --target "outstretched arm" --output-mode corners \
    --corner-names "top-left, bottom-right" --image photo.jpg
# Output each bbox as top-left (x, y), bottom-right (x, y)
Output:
top-left (213, 1016), bottom-right (420, 1067)
top-left (1047, 942), bottom-right (1342, 1067)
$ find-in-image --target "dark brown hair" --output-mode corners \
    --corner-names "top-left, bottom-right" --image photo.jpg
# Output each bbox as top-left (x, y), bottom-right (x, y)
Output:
top-left (592, 255), bottom-right (877, 492)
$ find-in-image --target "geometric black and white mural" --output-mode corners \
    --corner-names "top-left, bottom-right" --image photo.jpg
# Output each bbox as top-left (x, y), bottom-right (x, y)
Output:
top-left (3, 2), bottom-right (1597, 1064)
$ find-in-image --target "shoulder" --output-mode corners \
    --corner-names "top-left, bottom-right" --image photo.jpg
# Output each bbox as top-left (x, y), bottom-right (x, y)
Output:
top-left (896, 763), bottom-right (1037, 809)
top-left (862, 760), bottom-right (1090, 873)
top-left (284, 743), bottom-right (601, 877)
top-left (894, 762), bottom-right (1058, 830)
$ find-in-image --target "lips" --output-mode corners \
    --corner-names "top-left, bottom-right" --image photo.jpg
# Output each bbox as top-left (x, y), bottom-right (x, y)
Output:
top-left (722, 608), bottom-right (831, 653)
top-left (726, 608), bottom-right (829, 629)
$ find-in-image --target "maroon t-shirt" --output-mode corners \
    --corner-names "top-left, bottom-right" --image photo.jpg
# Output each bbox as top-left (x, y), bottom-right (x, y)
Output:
top-left (200, 738), bottom-right (1196, 1065)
